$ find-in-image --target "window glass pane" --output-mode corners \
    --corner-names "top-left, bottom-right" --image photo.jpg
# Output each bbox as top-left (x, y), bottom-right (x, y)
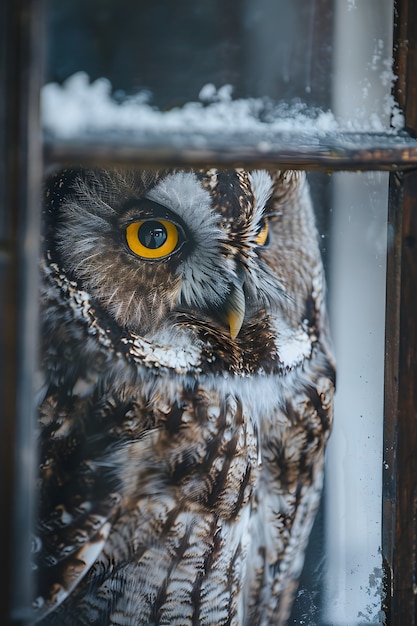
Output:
top-left (285, 170), bottom-right (387, 626)
top-left (333, 0), bottom-right (395, 128)
top-left (44, 0), bottom-right (400, 136)
top-left (319, 4), bottom-right (392, 622)
top-left (39, 1), bottom-right (394, 625)
top-left (45, 0), bottom-right (333, 110)
top-left (325, 171), bottom-right (387, 625)
top-left (35, 165), bottom-right (387, 626)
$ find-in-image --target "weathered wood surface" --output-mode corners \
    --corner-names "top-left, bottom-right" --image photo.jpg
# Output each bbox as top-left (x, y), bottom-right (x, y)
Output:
top-left (383, 1), bottom-right (417, 624)
top-left (0, 0), bottom-right (43, 624)
top-left (44, 130), bottom-right (417, 172)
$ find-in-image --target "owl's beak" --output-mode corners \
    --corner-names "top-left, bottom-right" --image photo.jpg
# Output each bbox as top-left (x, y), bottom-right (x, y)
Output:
top-left (226, 281), bottom-right (246, 339)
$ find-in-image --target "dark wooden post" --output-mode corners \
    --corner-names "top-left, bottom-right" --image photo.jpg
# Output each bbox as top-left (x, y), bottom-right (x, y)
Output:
top-left (0, 0), bottom-right (44, 623)
top-left (383, 1), bottom-right (417, 624)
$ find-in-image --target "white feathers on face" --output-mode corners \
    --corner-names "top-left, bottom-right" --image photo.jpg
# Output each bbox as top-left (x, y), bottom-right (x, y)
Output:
top-left (146, 171), bottom-right (236, 312)
top-left (248, 170), bottom-right (274, 231)
top-left (55, 175), bottom-right (117, 274)
top-left (241, 170), bottom-right (288, 312)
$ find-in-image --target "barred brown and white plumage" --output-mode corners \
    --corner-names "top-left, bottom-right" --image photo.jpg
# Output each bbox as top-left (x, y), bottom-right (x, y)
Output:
top-left (34, 167), bottom-right (335, 625)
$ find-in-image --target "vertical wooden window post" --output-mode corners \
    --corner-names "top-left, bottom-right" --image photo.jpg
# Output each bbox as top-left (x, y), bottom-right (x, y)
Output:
top-left (0, 0), bottom-right (44, 624)
top-left (383, 1), bottom-right (417, 624)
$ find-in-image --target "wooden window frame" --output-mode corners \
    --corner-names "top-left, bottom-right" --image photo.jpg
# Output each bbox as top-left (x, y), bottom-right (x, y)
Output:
top-left (1, 0), bottom-right (416, 623)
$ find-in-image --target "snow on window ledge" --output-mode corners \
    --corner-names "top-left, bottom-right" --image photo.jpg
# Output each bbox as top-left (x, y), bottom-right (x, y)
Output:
top-left (41, 72), bottom-right (404, 142)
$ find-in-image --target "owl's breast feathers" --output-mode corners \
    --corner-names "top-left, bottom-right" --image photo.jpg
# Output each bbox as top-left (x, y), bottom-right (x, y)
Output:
top-left (36, 257), bottom-right (334, 625)
top-left (35, 168), bottom-right (335, 625)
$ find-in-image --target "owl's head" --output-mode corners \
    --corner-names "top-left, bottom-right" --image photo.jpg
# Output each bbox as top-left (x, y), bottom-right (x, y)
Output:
top-left (44, 167), bottom-right (321, 357)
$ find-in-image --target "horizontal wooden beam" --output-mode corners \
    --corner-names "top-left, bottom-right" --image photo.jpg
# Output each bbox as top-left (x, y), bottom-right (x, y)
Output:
top-left (43, 130), bottom-right (417, 172)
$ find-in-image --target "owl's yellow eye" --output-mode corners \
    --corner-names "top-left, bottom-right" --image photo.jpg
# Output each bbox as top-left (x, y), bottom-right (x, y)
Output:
top-left (126, 219), bottom-right (179, 259)
top-left (254, 219), bottom-right (269, 247)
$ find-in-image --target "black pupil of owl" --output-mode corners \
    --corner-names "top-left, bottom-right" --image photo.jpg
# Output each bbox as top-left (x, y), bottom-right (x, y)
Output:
top-left (139, 221), bottom-right (167, 249)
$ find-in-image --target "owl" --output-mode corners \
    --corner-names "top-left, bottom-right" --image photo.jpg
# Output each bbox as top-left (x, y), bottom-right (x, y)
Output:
top-left (33, 166), bottom-right (335, 626)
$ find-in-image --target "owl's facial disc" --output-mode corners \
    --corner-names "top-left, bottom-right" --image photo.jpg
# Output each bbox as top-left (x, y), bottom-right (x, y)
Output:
top-left (121, 171), bottom-right (278, 339)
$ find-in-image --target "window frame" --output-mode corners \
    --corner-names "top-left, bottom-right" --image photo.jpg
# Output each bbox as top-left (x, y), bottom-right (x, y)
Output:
top-left (1, 0), bottom-right (416, 623)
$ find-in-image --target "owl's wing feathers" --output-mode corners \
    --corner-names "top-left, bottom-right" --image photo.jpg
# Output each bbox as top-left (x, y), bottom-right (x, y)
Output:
top-left (245, 367), bottom-right (334, 625)
top-left (35, 373), bottom-right (260, 625)
top-left (34, 386), bottom-right (126, 620)
top-left (33, 522), bottom-right (112, 620)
